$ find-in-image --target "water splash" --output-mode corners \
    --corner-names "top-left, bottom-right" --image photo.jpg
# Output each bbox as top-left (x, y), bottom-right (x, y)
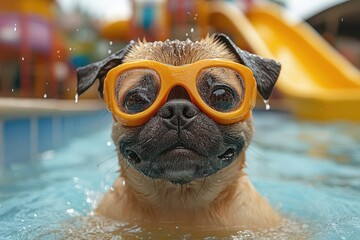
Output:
top-left (263, 99), bottom-right (271, 110)
top-left (74, 93), bottom-right (79, 103)
top-left (67, 208), bottom-right (81, 217)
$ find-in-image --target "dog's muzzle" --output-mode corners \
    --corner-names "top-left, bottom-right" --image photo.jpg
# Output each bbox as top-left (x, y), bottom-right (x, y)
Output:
top-left (120, 99), bottom-right (242, 185)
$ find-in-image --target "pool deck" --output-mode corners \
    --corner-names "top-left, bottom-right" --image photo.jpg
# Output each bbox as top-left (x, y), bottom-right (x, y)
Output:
top-left (0, 97), bottom-right (106, 118)
top-left (0, 98), bottom-right (112, 168)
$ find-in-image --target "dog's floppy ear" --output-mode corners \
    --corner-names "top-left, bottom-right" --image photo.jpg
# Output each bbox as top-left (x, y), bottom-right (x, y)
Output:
top-left (215, 33), bottom-right (281, 100)
top-left (76, 42), bottom-right (134, 98)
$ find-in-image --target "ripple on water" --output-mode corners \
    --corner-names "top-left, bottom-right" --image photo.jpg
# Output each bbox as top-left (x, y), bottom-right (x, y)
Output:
top-left (33, 216), bottom-right (310, 239)
top-left (1, 112), bottom-right (360, 239)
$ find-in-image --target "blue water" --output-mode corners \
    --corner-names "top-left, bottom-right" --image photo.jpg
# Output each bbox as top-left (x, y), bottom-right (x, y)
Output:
top-left (0, 111), bottom-right (359, 239)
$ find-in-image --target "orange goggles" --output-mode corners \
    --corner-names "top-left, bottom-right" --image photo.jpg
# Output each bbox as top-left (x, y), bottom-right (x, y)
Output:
top-left (103, 59), bottom-right (257, 126)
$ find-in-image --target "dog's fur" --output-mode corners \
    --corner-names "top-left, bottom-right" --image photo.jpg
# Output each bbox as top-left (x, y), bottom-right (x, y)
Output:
top-left (77, 34), bottom-right (281, 230)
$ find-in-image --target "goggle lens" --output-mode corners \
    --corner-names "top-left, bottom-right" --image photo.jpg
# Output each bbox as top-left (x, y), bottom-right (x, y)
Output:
top-left (196, 67), bottom-right (244, 113)
top-left (114, 68), bottom-right (160, 114)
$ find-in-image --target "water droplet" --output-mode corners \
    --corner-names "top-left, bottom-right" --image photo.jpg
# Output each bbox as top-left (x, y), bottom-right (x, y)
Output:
top-left (190, 28), bottom-right (194, 33)
top-left (175, 225), bottom-right (179, 229)
top-left (122, 180), bottom-right (126, 186)
top-left (76, 28), bottom-right (79, 32)
top-left (109, 41), bottom-right (113, 45)
top-left (302, 224), bottom-right (309, 229)
top-left (43, 93), bottom-right (47, 99)
top-left (263, 99), bottom-right (271, 110)
top-left (57, 50), bottom-right (60, 53)
top-left (110, 186), bottom-right (115, 192)
top-left (21, 57), bottom-right (24, 61)
top-left (45, 82), bottom-right (48, 86)
top-left (108, 49), bottom-right (112, 54)
top-left (185, 33), bottom-right (189, 37)
top-left (33, 213), bottom-right (37, 218)
top-left (66, 208), bottom-right (75, 214)
top-left (69, 47), bottom-right (72, 51)
top-left (187, 11), bottom-right (191, 15)
top-left (106, 141), bottom-right (112, 146)
top-left (11, 88), bottom-right (14, 92)
top-left (217, 180), bottom-right (221, 183)
top-left (67, 88), bottom-right (70, 91)
top-left (74, 93), bottom-right (79, 103)
top-left (20, 219), bottom-right (24, 222)
top-left (13, 24), bottom-right (17, 31)
top-left (341, 18), bottom-right (344, 22)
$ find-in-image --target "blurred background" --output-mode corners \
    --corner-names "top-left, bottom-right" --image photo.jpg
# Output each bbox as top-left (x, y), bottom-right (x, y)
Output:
top-left (0, 0), bottom-right (358, 99)
top-left (1, 1), bottom-right (360, 239)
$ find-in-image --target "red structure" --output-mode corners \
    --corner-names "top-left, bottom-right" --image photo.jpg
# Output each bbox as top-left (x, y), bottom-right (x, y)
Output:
top-left (0, 0), bottom-right (69, 98)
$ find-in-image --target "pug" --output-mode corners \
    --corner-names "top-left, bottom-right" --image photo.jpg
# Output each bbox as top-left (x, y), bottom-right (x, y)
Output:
top-left (76, 33), bottom-right (281, 229)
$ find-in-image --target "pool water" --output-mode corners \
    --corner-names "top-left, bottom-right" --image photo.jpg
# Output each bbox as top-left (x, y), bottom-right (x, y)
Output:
top-left (0, 111), bottom-right (359, 239)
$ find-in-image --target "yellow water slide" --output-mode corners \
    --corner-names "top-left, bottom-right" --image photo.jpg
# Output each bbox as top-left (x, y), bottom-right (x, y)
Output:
top-left (206, 1), bottom-right (360, 121)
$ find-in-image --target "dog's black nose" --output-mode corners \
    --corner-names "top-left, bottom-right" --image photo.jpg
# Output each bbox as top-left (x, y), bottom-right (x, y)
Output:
top-left (158, 100), bottom-right (198, 128)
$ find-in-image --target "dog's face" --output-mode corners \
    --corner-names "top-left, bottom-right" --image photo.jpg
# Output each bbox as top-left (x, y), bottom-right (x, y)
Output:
top-left (77, 34), bottom-right (280, 185)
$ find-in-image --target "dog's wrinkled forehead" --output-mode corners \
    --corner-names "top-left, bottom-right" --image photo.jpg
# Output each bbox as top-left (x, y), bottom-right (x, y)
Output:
top-left (124, 36), bottom-right (238, 65)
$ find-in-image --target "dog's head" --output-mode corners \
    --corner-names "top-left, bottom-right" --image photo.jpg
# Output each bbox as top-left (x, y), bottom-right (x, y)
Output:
top-left (77, 34), bottom-right (280, 185)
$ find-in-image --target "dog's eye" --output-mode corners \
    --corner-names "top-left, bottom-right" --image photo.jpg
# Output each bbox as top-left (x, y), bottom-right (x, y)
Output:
top-left (123, 91), bottom-right (152, 114)
top-left (209, 86), bottom-right (236, 112)
top-left (197, 67), bottom-right (244, 113)
top-left (115, 69), bottom-right (160, 114)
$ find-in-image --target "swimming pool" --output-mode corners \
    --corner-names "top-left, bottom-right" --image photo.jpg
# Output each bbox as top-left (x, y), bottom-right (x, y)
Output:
top-left (0, 111), bottom-right (359, 239)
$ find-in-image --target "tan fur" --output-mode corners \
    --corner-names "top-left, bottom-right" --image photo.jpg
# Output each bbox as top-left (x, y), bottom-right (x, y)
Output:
top-left (124, 35), bottom-right (238, 65)
top-left (96, 36), bottom-right (281, 229)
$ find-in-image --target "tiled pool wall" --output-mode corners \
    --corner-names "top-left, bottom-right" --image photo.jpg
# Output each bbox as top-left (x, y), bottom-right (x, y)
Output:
top-left (0, 110), bottom-right (112, 168)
